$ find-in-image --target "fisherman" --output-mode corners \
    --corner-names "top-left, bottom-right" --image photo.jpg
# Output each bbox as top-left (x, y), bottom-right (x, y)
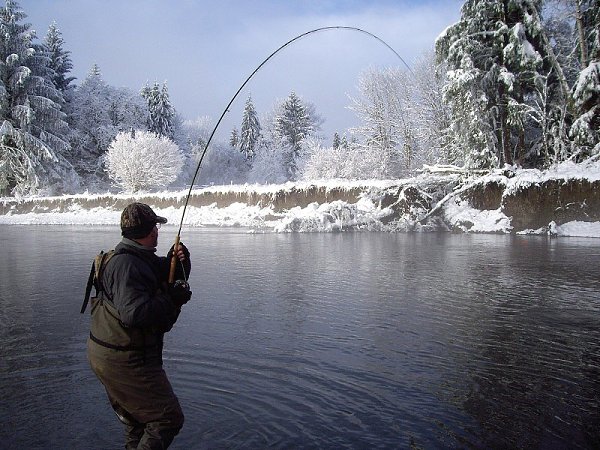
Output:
top-left (86, 202), bottom-right (192, 449)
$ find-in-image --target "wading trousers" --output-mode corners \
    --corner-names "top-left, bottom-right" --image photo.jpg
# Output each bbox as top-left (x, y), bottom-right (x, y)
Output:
top-left (87, 339), bottom-right (184, 449)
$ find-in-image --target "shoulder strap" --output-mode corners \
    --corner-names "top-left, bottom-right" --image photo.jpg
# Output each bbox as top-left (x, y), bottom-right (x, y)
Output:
top-left (80, 248), bottom-right (147, 314)
top-left (81, 259), bottom-right (97, 314)
top-left (80, 250), bottom-right (117, 314)
top-left (93, 250), bottom-right (116, 293)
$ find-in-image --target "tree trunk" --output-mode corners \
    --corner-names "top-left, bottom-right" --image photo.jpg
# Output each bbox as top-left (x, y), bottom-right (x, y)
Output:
top-left (575, 0), bottom-right (589, 67)
top-left (528, 2), bottom-right (571, 102)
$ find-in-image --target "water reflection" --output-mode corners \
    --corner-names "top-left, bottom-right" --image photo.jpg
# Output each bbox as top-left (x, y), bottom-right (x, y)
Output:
top-left (0, 226), bottom-right (599, 449)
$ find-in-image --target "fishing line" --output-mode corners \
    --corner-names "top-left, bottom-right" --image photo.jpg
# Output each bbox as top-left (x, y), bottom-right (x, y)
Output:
top-left (168, 25), bottom-right (411, 282)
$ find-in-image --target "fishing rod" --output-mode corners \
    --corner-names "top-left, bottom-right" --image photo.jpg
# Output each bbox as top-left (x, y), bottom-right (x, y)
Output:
top-left (168, 25), bottom-right (412, 283)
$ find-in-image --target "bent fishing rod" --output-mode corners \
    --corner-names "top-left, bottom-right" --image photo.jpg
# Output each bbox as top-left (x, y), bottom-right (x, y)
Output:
top-left (168, 25), bottom-right (412, 283)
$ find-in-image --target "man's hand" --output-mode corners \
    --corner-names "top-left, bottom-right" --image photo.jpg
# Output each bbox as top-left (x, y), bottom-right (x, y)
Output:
top-left (167, 242), bottom-right (190, 262)
top-left (169, 280), bottom-right (192, 308)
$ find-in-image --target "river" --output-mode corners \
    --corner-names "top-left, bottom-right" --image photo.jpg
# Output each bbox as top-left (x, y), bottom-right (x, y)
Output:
top-left (1, 225), bottom-right (599, 449)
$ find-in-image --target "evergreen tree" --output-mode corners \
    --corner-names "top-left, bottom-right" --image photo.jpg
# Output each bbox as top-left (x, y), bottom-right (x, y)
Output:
top-left (230, 127), bottom-right (239, 148)
top-left (333, 132), bottom-right (340, 149)
top-left (568, 0), bottom-right (599, 156)
top-left (141, 81), bottom-right (176, 139)
top-left (436, 0), bottom-right (569, 168)
top-left (275, 91), bottom-right (320, 178)
top-left (276, 92), bottom-right (312, 153)
top-left (340, 135), bottom-right (348, 149)
top-left (69, 64), bottom-right (147, 181)
top-left (239, 94), bottom-right (261, 159)
top-left (568, 0), bottom-right (600, 69)
top-left (0, 0), bottom-right (73, 195)
top-left (69, 64), bottom-right (114, 174)
top-left (42, 21), bottom-right (75, 94)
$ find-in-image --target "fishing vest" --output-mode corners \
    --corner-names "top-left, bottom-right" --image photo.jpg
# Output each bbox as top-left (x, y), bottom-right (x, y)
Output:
top-left (82, 249), bottom-right (163, 352)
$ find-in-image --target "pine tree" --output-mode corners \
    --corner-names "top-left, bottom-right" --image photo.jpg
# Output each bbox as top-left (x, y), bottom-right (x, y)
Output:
top-left (275, 91), bottom-right (320, 178)
top-left (276, 92), bottom-right (312, 154)
top-left (436, 0), bottom-right (568, 168)
top-left (42, 21), bottom-right (75, 94)
top-left (340, 135), bottom-right (348, 149)
top-left (69, 64), bottom-right (147, 181)
top-left (141, 81), bottom-right (176, 139)
top-left (230, 127), bottom-right (239, 148)
top-left (239, 94), bottom-right (261, 159)
top-left (69, 64), bottom-right (115, 173)
top-left (332, 132), bottom-right (340, 149)
top-left (569, 0), bottom-right (599, 156)
top-left (0, 0), bottom-right (73, 195)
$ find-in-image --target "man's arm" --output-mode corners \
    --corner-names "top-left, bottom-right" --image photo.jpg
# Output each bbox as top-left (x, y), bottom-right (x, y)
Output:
top-left (110, 257), bottom-right (180, 331)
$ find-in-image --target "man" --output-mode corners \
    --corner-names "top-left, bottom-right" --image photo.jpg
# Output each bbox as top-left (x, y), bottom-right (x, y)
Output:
top-left (87, 202), bottom-right (192, 449)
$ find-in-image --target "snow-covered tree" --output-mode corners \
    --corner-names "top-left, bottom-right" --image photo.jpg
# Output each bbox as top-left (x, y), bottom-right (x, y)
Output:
top-left (349, 68), bottom-right (419, 176)
top-left (69, 65), bottom-right (147, 181)
top-left (42, 21), bottom-right (75, 94)
top-left (441, 54), bottom-right (499, 169)
top-left (570, 59), bottom-right (599, 154)
top-left (194, 141), bottom-right (247, 185)
top-left (69, 65), bottom-right (113, 170)
top-left (141, 81), bottom-right (176, 139)
top-left (410, 51), bottom-right (453, 165)
top-left (567, 0), bottom-right (599, 156)
top-left (105, 130), bottom-right (184, 192)
top-left (174, 115), bottom-right (213, 185)
top-left (247, 143), bottom-right (288, 184)
top-left (300, 136), bottom-right (403, 181)
top-left (340, 135), bottom-right (349, 149)
top-left (568, 0), bottom-right (599, 68)
top-left (239, 94), bottom-right (261, 159)
top-left (273, 91), bottom-right (322, 179)
top-left (0, 0), bottom-right (74, 195)
top-left (436, 0), bottom-right (569, 167)
top-left (332, 132), bottom-right (341, 149)
top-left (230, 127), bottom-right (239, 148)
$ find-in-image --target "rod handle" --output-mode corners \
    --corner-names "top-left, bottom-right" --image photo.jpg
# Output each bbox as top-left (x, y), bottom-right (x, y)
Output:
top-left (169, 234), bottom-right (181, 284)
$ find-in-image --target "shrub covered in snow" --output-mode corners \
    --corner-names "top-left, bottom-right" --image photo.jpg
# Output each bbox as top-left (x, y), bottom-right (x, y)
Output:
top-left (105, 131), bottom-right (184, 192)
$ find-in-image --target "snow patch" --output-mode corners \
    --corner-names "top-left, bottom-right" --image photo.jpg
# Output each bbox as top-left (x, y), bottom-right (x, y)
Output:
top-left (444, 197), bottom-right (512, 233)
top-left (518, 220), bottom-right (600, 238)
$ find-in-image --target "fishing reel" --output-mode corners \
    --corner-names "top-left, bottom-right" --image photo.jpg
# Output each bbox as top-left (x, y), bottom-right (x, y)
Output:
top-left (173, 279), bottom-right (190, 291)
top-left (170, 279), bottom-right (192, 307)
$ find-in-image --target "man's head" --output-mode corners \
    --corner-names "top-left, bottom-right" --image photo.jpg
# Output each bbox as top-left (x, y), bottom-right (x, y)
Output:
top-left (121, 203), bottom-right (167, 245)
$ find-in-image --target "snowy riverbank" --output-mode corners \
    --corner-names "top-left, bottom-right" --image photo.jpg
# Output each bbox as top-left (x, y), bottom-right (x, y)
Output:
top-left (1, 160), bottom-right (600, 237)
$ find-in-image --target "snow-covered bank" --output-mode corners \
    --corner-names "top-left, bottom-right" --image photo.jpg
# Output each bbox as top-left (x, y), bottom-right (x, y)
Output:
top-left (1, 160), bottom-right (600, 237)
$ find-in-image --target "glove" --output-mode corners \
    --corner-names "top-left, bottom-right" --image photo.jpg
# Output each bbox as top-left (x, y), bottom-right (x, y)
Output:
top-left (167, 242), bottom-right (191, 280)
top-left (169, 280), bottom-right (192, 307)
top-left (167, 242), bottom-right (190, 262)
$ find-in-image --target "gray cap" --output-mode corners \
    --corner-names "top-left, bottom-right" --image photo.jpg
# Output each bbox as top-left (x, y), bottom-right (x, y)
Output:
top-left (120, 202), bottom-right (167, 239)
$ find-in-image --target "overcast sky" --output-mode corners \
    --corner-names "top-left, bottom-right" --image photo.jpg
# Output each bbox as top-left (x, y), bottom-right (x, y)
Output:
top-left (20, 0), bottom-right (462, 143)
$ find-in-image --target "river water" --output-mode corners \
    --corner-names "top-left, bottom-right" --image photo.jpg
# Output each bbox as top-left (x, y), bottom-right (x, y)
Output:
top-left (0, 225), bottom-right (599, 449)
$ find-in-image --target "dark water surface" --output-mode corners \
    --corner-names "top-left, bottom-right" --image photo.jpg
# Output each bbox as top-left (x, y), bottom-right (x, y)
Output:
top-left (1, 225), bottom-right (599, 449)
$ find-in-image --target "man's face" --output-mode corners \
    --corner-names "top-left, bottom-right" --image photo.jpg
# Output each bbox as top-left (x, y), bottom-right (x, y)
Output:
top-left (149, 225), bottom-right (159, 248)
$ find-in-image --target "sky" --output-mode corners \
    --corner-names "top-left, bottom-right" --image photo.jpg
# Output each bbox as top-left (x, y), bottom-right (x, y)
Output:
top-left (20, 0), bottom-right (463, 144)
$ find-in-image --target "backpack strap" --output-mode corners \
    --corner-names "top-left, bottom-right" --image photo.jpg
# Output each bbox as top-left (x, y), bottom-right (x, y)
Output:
top-left (81, 250), bottom-right (116, 314)
top-left (81, 258), bottom-right (97, 314)
top-left (80, 248), bottom-right (142, 314)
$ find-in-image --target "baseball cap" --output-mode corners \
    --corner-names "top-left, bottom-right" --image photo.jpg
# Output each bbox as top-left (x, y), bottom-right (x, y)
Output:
top-left (120, 202), bottom-right (167, 239)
